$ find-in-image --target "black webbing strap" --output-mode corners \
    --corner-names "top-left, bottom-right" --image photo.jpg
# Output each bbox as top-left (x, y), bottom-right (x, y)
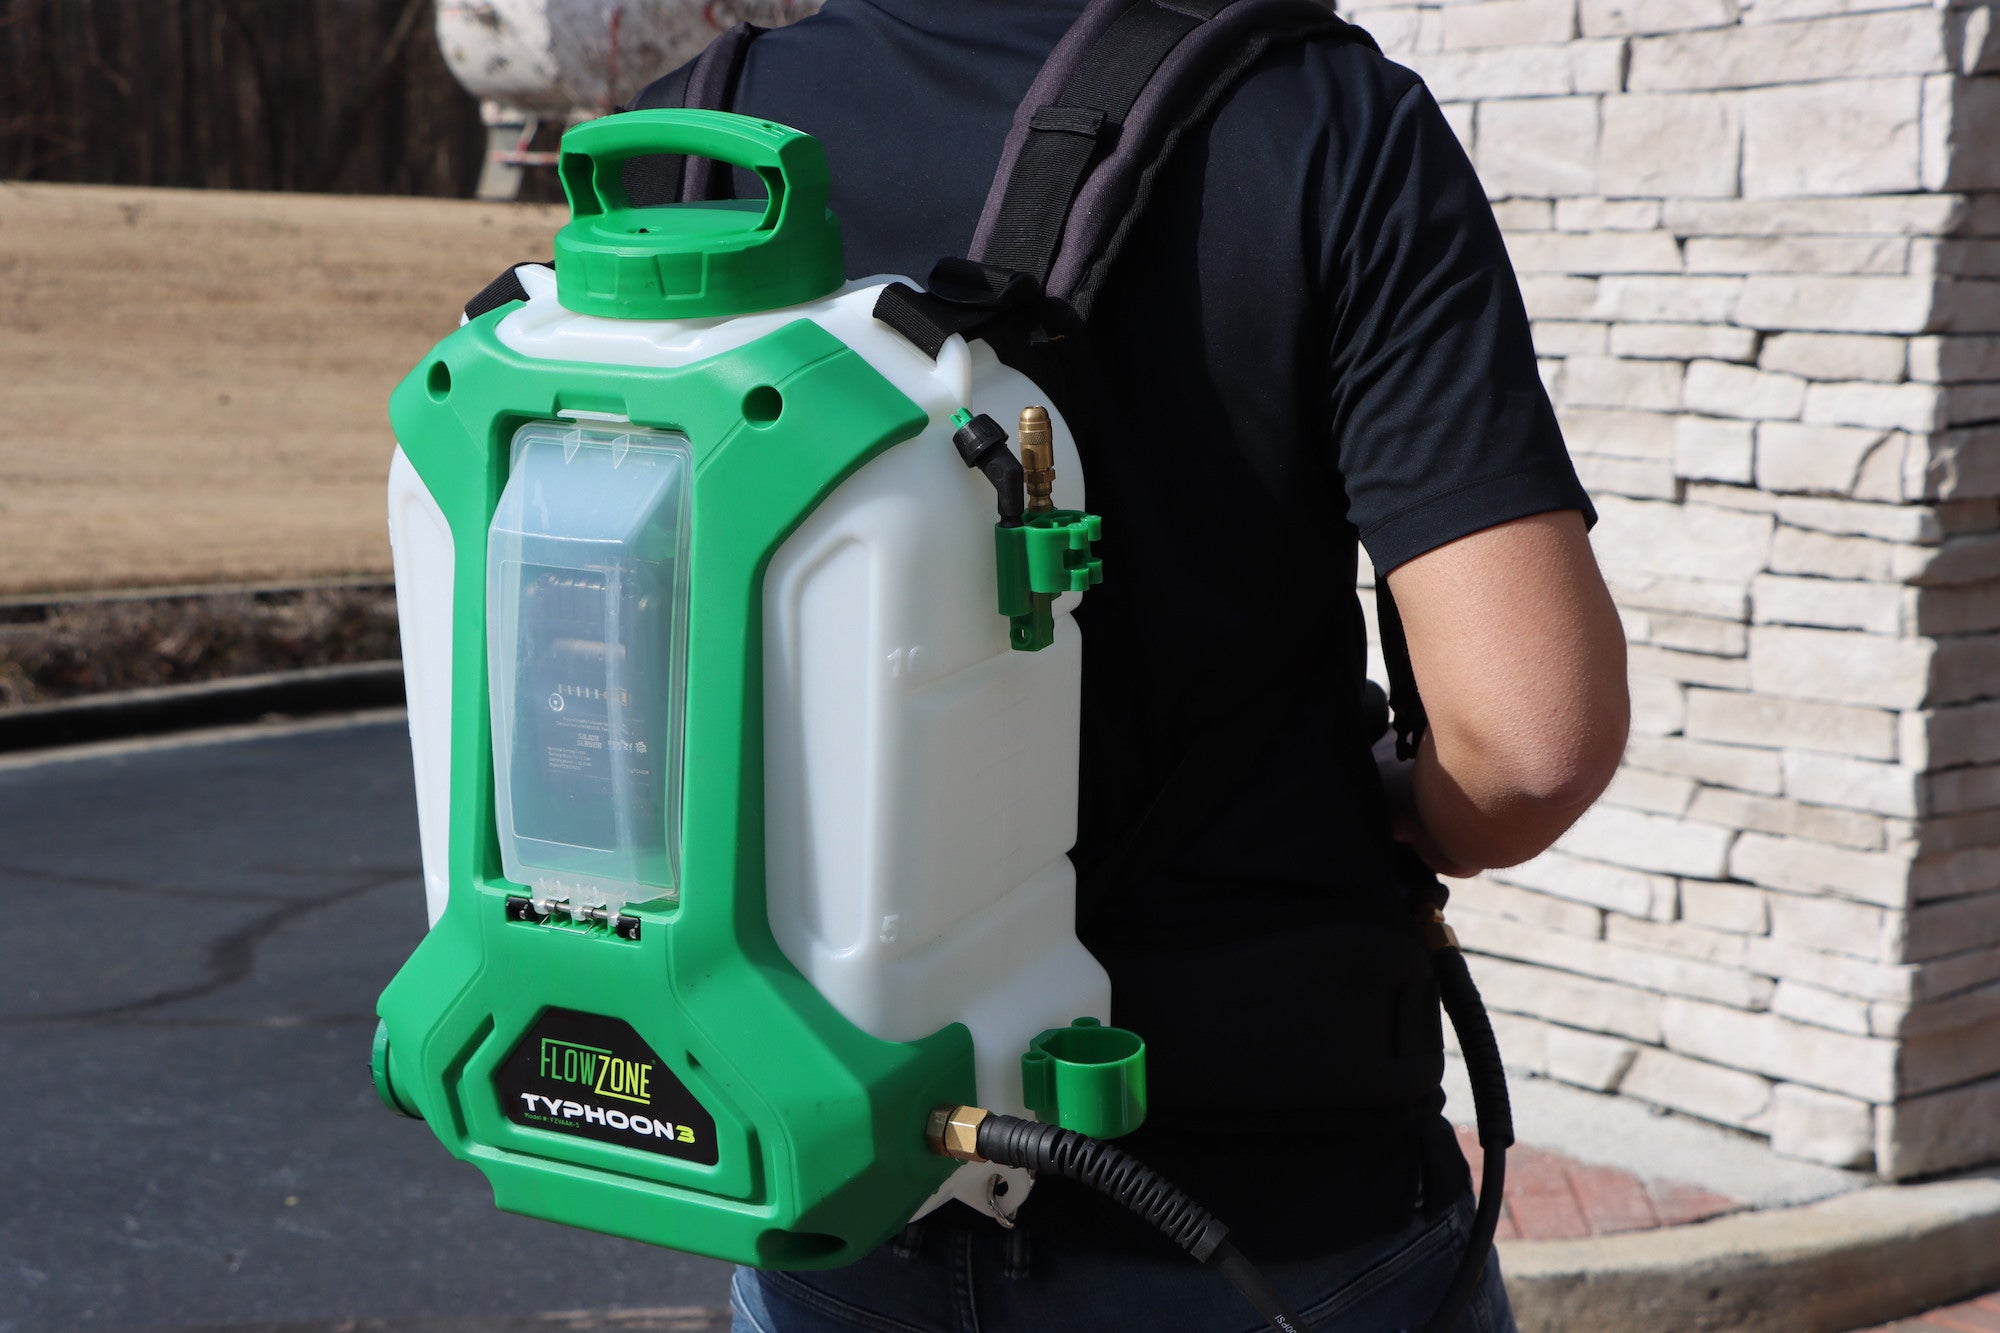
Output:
top-left (980, 0), bottom-right (1231, 286)
top-left (871, 258), bottom-right (1046, 361)
top-left (463, 261), bottom-right (552, 322)
top-left (1376, 579), bottom-right (1429, 760)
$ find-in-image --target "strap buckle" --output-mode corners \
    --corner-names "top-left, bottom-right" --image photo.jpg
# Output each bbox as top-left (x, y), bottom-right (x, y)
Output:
top-left (871, 259), bottom-right (1047, 362)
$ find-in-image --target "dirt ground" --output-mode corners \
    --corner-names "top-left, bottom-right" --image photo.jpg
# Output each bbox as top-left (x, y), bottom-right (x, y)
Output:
top-left (0, 587), bottom-right (401, 706)
top-left (0, 181), bottom-right (567, 597)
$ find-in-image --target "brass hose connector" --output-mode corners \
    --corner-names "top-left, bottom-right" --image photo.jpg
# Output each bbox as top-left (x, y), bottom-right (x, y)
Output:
top-left (1420, 906), bottom-right (1459, 953)
top-left (926, 1105), bottom-right (991, 1162)
top-left (1019, 406), bottom-right (1055, 513)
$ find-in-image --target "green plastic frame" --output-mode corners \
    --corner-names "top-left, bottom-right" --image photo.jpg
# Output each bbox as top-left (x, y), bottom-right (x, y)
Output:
top-left (376, 307), bottom-right (974, 1270)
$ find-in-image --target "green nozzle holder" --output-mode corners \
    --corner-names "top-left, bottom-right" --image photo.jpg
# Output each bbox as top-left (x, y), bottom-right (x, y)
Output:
top-left (1018, 510), bottom-right (1103, 594)
top-left (1021, 1017), bottom-right (1146, 1140)
top-left (995, 510), bottom-right (1103, 652)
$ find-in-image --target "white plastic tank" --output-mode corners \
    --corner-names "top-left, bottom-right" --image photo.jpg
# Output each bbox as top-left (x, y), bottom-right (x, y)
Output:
top-left (388, 261), bottom-right (1109, 1218)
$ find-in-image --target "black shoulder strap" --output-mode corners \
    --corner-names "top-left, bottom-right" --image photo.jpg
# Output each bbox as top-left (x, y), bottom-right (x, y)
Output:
top-left (1376, 577), bottom-right (1429, 761)
top-left (971, 0), bottom-right (1376, 317)
top-left (677, 22), bottom-right (766, 200)
top-left (964, 0), bottom-right (1421, 727)
top-left (946, 0), bottom-right (1424, 915)
top-left (619, 22), bottom-right (766, 206)
top-left (868, 0), bottom-right (1379, 418)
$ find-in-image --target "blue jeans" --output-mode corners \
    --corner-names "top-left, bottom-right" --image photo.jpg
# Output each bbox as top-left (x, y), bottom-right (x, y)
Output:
top-left (730, 1193), bottom-right (1516, 1332)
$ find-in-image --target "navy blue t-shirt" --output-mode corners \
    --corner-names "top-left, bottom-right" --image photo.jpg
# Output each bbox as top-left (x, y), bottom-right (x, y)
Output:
top-left (684, 0), bottom-right (1592, 1257)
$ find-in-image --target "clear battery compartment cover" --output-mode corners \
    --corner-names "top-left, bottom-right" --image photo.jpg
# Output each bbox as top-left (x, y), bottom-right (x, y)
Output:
top-left (487, 419), bottom-right (692, 916)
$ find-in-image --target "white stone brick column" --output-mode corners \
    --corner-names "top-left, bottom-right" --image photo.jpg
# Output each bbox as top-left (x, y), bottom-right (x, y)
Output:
top-left (1344, 0), bottom-right (2000, 1177)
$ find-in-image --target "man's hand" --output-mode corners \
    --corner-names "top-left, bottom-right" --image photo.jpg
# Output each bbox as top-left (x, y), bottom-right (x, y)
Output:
top-left (1381, 509), bottom-right (1629, 873)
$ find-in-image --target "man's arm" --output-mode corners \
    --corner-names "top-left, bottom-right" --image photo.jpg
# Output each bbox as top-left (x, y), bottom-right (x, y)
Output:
top-left (1379, 509), bottom-right (1629, 875)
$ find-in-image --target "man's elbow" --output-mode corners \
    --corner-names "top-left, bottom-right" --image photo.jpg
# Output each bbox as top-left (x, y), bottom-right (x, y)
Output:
top-left (1435, 663), bottom-right (1630, 809)
top-left (1510, 698), bottom-right (1629, 814)
top-left (1459, 683), bottom-right (1630, 870)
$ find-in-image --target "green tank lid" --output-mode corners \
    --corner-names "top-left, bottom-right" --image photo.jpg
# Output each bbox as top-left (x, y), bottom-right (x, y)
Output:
top-left (553, 109), bottom-right (844, 321)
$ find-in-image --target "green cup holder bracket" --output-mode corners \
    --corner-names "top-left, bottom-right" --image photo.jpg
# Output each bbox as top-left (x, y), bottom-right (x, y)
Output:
top-left (1021, 1017), bottom-right (1146, 1140)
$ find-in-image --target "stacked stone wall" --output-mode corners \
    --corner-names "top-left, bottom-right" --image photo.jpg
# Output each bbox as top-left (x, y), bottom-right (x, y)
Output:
top-left (1343, 0), bottom-right (2000, 1175)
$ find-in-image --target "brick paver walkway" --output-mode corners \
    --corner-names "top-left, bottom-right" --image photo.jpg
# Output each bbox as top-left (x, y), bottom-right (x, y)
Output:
top-left (1454, 1126), bottom-right (1739, 1241)
top-left (1461, 1127), bottom-right (2000, 1330)
top-left (1862, 1290), bottom-right (2000, 1332)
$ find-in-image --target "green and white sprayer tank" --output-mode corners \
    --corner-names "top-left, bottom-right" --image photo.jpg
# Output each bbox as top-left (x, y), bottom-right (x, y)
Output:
top-left (373, 110), bottom-right (1141, 1267)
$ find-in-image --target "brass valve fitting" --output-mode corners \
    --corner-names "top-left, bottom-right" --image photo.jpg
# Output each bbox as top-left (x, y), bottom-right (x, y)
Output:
top-left (1420, 906), bottom-right (1460, 952)
top-left (926, 1104), bottom-right (990, 1162)
top-left (1019, 406), bottom-right (1056, 514)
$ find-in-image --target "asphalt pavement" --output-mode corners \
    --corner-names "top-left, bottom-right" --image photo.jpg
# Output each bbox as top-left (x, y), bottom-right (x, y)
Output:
top-left (0, 717), bottom-right (734, 1333)
top-left (12, 712), bottom-right (2000, 1333)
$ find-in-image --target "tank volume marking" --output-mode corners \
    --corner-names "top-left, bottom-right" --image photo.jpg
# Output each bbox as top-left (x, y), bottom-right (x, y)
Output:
top-left (885, 646), bottom-right (926, 679)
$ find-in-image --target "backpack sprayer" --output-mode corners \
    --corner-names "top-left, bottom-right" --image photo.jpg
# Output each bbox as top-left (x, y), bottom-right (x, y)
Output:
top-left (373, 108), bottom-right (1510, 1333)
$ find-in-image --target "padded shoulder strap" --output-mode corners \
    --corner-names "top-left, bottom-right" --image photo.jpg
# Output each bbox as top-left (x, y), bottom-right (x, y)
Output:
top-left (678, 22), bottom-right (766, 200)
top-left (971, 0), bottom-right (1376, 316)
top-left (957, 3), bottom-right (1431, 916)
top-left (619, 22), bottom-right (766, 205)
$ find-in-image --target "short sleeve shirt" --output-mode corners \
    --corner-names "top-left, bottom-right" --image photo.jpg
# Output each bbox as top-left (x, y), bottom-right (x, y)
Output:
top-left (709, 0), bottom-right (1594, 1256)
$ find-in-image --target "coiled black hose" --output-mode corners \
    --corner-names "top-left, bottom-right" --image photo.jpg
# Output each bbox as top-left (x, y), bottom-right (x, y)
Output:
top-left (971, 939), bottom-right (1513, 1333)
top-left (1424, 944), bottom-right (1515, 1333)
top-left (974, 1113), bottom-right (1309, 1332)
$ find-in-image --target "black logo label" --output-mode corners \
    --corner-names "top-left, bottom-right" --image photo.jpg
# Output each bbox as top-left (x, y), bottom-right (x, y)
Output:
top-left (496, 1009), bottom-right (718, 1165)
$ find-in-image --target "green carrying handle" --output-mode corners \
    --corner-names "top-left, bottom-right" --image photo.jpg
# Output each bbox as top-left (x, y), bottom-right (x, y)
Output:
top-left (553, 109), bottom-right (844, 321)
